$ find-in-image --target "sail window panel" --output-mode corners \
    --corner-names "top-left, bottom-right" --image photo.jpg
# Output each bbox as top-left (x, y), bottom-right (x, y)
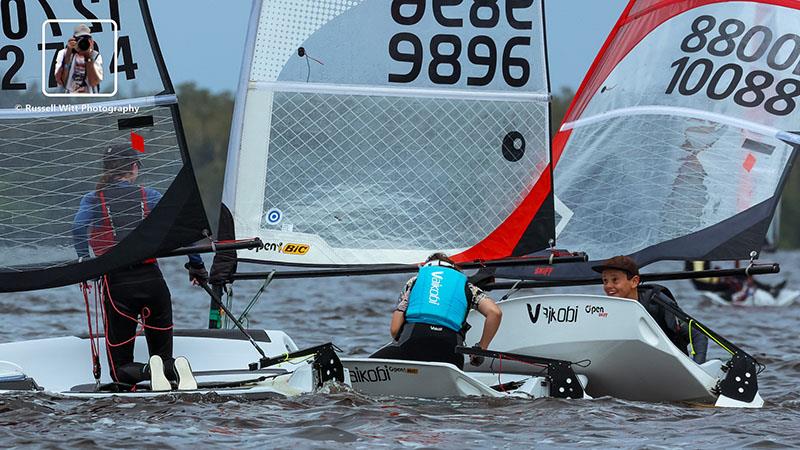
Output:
top-left (261, 90), bottom-right (548, 252)
top-left (252, 0), bottom-right (367, 82)
top-left (555, 114), bottom-right (791, 260)
top-left (0, 106), bottom-right (182, 270)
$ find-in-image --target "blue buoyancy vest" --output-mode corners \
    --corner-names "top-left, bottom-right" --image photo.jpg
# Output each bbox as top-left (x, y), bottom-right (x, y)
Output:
top-left (406, 265), bottom-right (469, 332)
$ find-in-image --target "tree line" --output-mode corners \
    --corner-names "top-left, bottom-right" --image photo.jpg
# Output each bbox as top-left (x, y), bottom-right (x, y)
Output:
top-left (177, 82), bottom-right (799, 248)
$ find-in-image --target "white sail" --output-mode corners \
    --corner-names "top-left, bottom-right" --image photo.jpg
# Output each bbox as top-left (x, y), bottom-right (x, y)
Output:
top-left (224, 0), bottom-right (553, 266)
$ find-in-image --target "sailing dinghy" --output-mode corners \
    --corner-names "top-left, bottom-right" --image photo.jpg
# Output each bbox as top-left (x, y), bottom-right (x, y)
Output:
top-left (0, 0), bottom-right (342, 398)
top-left (487, 0), bottom-right (800, 407)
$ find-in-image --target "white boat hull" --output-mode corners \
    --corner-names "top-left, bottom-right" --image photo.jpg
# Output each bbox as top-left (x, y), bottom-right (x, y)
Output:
top-left (0, 329), bottom-right (334, 398)
top-left (341, 357), bottom-right (589, 399)
top-left (465, 294), bottom-right (760, 405)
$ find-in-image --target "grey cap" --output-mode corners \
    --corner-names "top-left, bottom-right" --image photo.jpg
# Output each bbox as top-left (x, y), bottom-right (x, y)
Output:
top-left (103, 144), bottom-right (141, 172)
top-left (73, 24), bottom-right (91, 37)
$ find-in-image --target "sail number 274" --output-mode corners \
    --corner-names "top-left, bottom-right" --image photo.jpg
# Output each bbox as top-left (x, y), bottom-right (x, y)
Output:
top-left (0, 0), bottom-right (139, 91)
top-left (388, 0), bottom-right (533, 87)
top-left (666, 15), bottom-right (800, 116)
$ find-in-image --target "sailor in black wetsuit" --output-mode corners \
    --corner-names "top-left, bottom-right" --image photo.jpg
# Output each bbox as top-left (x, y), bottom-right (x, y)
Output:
top-left (685, 260), bottom-right (786, 302)
top-left (594, 256), bottom-right (708, 363)
top-left (370, 253), bottom-right (502, 369)
top-left (72, 144), bottom-right (207, 390)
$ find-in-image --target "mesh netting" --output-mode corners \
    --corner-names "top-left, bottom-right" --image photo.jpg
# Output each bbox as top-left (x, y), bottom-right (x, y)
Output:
top-left (0, 105), bottom-right (183, 270)
top-left (555, 114), bottom-right (791, 259)
top-left (261, 90), bottom-right (548, 250)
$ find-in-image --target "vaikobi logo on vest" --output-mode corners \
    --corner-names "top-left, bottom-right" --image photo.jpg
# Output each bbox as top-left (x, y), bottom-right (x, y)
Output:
top-left (428, 271), bottom-right (444, 305)
top-left (527, 303), bottom-right (578, 324)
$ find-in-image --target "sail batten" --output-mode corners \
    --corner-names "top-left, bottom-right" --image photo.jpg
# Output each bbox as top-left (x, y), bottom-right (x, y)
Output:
top-left (0, 95), bottom-right (177, 119)
top-left (252, 81), bottom-right (550, 103)
top-left (562, 105), bottom-right (800, 144)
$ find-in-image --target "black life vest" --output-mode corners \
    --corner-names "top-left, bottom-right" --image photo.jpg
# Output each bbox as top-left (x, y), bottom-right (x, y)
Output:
top-left (89, 184), bottom-right (153, 262)
top-left (637, 284), bottom-right (690, 354)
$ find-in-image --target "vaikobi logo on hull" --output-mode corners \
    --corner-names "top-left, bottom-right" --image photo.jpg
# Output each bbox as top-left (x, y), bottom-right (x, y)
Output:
top-left (349, 365), bottom-right (391, 383)
top-left (527, 303), bottom-right (578, 324)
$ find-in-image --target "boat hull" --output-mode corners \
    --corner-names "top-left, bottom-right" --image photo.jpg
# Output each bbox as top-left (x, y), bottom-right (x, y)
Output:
top-left (340, 357), bottom-right (589, 399)
top-left (0, 329), bottom-right (324, 398)
top-left (465, 294), bottom-right (723, 403)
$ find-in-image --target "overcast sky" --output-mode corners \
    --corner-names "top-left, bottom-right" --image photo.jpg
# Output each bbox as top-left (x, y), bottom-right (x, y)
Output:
top-left (149, 0), bottom-right (628, 93)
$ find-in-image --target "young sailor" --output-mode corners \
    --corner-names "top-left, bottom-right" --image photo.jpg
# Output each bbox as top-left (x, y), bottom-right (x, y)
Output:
top-left (72, 144), bottom-right (207, 390)
top-left (370, 253), bottom-right (502, 369)
top-left (594, 256), bottom-right (708, 363)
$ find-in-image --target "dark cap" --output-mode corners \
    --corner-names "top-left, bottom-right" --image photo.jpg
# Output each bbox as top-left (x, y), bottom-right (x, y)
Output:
top-left (591, 255), bottom-right (639, 277)
top-left (102, 144), bottom-right (141, 172)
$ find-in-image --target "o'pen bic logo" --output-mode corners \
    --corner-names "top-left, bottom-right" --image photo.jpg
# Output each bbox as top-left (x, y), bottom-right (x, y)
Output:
top-left (265, 208), bottom-right (282, 225)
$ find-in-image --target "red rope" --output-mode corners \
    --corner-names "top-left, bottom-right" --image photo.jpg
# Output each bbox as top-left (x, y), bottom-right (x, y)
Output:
top-left (102, 275), bottom-right (173, 332)
top-left (79, 282), bottom-right (100, 380)
top-left (498, 355), bottom-right (504, 392)
top-left (98, 275), bottom-right (173, 384)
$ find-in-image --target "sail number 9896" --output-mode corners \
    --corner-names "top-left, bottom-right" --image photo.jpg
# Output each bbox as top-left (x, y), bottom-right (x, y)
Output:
top-left (389, 0), bottom-right (534, 87)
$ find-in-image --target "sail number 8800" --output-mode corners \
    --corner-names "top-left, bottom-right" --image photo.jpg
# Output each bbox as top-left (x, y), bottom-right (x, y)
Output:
top-left (666, 15), bottom-right (800, 116)
top-left (389, 0), bottom-right (534, 87)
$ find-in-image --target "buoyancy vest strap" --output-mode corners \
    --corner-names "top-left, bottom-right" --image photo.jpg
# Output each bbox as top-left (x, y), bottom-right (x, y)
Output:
top-left (138, 187), bottom-right (157, 264)
top-left (92, 186), bottom-right (157, 264)
top-left (96, 190), bottom-right (115, 237)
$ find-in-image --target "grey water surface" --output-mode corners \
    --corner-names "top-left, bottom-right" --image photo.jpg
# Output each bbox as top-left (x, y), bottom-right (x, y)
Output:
top-left (1, 252), bottom-right (799, 449)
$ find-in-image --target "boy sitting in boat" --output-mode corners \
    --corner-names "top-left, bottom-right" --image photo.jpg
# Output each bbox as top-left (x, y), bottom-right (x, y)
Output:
top-left (370, 253), bottom-right (502, 369)
top-left (593, 256), bottom-right (708, 363)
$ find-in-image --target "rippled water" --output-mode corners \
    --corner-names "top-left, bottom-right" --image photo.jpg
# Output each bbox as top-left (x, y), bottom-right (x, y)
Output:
top-left (1, 253), bottom-right (799, 448)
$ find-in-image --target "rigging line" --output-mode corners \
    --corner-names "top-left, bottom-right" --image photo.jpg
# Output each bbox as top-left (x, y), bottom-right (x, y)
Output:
top-left (199, 281), bottom-right (268, 360)
top-left (561, 105), bottom-right (800, 146)
top-left (238, 271), bottom-right (275, 324)
top-left (500, 280), bottom-right (522, 301)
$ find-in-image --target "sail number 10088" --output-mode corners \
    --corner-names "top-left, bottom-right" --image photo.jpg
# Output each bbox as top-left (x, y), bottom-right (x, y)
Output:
top-left (388, 0), bottom-right (534, 87)
top-left (667, 15), bottom-right (800, 116)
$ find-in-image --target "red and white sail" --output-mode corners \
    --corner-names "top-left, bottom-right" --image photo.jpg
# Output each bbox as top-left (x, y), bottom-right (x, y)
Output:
top-left (552, 0), bottom-right (800, 266)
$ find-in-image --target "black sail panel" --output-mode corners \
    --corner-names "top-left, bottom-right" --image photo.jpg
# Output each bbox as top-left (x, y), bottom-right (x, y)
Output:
top-left (0, 0), bottom-right (209, 291)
